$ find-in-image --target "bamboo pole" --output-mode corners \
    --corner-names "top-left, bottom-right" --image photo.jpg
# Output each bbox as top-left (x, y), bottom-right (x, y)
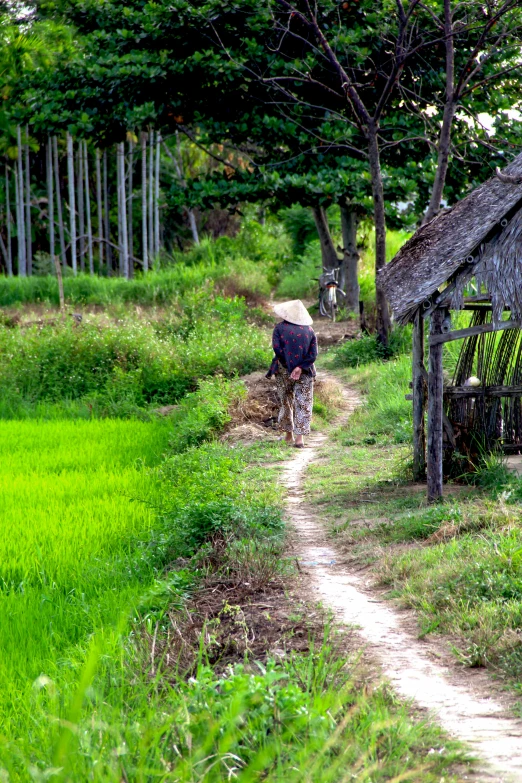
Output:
top-left (77, 143), bottom-right (85, 271)
top-left (95, 148), bottom-right (103, 269)
top-left (148, 128), bottom-right (154, 261)
top-left (103, 149), bottom-right (112, 275)
top-left (127, 137), bottom-right (134, 278)
top-left (53, 137), bottom-right (67, 270)
top-left (141, 131), bottom-right (148, 272)
top-left (16, 126), bottom-right (26, 276)
top-left (5, 164), bottom-right (13, 276)
top-left (25, 126), bottom-right (32, 274)
top-left (83, 141), bottom-right (94, 274)
top-left (412, 310), bottom-right (426, 481)
top-left (154, 132), bottom-right (161, 257)
top-left (66, 132), bottom-right (77, 275)
top-left (427, 308), bottom-right (445, 502)
top-left (47, 137), bottom-right (55, 266)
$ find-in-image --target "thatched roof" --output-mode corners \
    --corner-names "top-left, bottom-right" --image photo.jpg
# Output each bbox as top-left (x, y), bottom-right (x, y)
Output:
top-left (380, 153), bottom-right (522, 324)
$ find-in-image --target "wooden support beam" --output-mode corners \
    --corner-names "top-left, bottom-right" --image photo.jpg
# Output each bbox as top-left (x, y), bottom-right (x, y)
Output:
top-left (428, 308), bottom-right (445, 502)
top-left (429, 320), bottom-right (520, 346)
top-left (412, 310), bottom-right (426, 480)
top-left (444, 384), bottom-right (522, 399)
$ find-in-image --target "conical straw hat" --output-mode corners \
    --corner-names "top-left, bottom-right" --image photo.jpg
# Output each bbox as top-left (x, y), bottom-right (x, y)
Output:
top-left (273, 300), bottom-right (313, 326)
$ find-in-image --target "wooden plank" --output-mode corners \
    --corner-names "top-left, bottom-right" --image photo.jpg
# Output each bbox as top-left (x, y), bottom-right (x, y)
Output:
top-left (428, 308), bottom-right (445, 502)
top-left (412, 310), bottom-right (426, 481)
top-left (444, 384), bottom-right (522, 399)
top-left (429, 320), bottom-right (520, 346)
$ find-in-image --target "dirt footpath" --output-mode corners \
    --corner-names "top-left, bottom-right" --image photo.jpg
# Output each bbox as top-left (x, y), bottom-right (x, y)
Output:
top-left (284, 376), bottom-right (522, 783)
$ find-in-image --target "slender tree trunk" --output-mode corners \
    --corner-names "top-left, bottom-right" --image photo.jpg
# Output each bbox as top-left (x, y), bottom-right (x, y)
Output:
top-left (5, 164), bottom-right (13, 277)
top-left (141, 132), bottom-right (148, 271)
top-left (311, 205), bottom-right (339, 271)
top-left (164, 133), bottom-right (200, 245)
top-left (118, 142), bottom-right (129, 279)
top-left (424, 0), bottom-right (455, 224)
top-left (66, 132), bottom-right (77, 275)
top-left (0, 231), bottom-right (8, 272)
top-left (95, 148), bottom-right (103, 270)
top-left (77, 144), bottom-right (85, 271)
top-left (127, 138), bottom-right (134, 278)
top-left (53, 136), bottom-right (67, 270)
top-left (367, 123), bottom-right (391, 346)
top-left (83, 141), bottom-right (94, 275)
top-left (154, 132), bottom-right (161, 257)
top-left (148, 129), bottom-right (154, 260)
top-left (47, 137), bottom-right (55, 265)
top-left (339, 203), bottom-right (360, 313)
top-left (103, 149), bottom-right (112, 275)
top-left (117, 145), bottom-right (122, 274)
top-left (16, 126), bottom-right (26, 277)
top-left (188, 210), bottom-right (199, 245)
top-left (24, 127), bottom-right (32, 275)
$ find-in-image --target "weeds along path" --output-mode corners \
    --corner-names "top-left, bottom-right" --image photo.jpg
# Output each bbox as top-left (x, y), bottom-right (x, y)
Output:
top-left (284, 374), bottom-right (522, 783)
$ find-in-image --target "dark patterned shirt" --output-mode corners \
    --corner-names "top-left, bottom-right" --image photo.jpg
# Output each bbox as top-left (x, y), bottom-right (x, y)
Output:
top-left (266, 321), bottom-right (318, 377)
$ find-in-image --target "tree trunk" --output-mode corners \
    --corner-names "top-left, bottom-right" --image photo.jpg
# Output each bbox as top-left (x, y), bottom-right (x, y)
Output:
top-left (154, 132), bottom-right (161, 257)
top-left (53, 136), bottom-right (67, 270)
top-left (188, 210), bottom-right (199, 245)
top-left (103, 149), bottom-right (112, 275)
top-left (127, 138), bottom-right (134, 278)
top-left (47, 137), bottom-right (55, 266)
top-left (118, 142), bottom-right (129, 278)
top-left (141, 132), bottom-right (148, 271)
top-left (165, 133), bottom-right (200, 245)
top-left (83, 141), bottom-right (94, 275)
top-left (24, 127), bottom-right (32, 275)
top-left (16, 126), bottom-right (26, 277)
top-left (148, 129), bottom-right (154, 260)
top-left (67, 132), bottom-right (77, 275)
top-left (0, 230), bottom-right (8, 272)
top-left (424, 0), bottom-right (454, 224)
top-left (367, 123), bottom-right (391, 346)
top-left (311, 205), bottom-right (339, 271)
top-left (95, 148), bottom-right (103, 269)
top-left (77, 144), bottom-right (85, 271)
top-left (339, 203), bottom-right (360, 312)
top-left (5, 164), bottom-right (13, 277)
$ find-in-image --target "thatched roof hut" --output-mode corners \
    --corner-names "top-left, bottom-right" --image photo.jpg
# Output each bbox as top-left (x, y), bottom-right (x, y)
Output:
top-left (380, 155), bottom-right (522, 501)
top-left (380, 152), bottom-right (522, 326)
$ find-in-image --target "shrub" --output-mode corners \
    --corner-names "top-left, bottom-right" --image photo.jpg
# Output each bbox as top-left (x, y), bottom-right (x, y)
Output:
top-left (332, 327), bottom-right (411, 368)
top-left (0, 297), bottom-right (271, 416)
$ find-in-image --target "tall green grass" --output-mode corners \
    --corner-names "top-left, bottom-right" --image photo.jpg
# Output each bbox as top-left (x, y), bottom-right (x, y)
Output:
top-left (0, 295), bottom-right (270, 417)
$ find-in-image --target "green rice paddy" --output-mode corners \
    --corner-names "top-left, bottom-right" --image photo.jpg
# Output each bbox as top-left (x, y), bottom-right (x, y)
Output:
top-left (0, 419), bottom-right (171, 735)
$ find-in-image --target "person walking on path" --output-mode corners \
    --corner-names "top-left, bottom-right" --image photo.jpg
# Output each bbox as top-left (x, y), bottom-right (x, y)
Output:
top-left (266, 300), bottom-right (318, 448)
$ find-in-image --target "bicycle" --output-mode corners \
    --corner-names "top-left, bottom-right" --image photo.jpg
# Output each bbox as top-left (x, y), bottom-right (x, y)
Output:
top-left (318, 268), bottom-right (345, 322)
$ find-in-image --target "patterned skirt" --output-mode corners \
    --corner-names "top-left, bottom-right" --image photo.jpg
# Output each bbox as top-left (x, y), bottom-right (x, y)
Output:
top-left (274, 367), bottom-right (314, 436)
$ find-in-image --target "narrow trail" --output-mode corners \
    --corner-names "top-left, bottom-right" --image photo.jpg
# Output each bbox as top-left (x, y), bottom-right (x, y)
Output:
top-left (283, 374), bottom-right (522, 783)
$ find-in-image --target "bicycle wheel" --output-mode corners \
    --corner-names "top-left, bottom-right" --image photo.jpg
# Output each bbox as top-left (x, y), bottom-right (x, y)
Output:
top-left (320, 288), bottom-right (335, 321)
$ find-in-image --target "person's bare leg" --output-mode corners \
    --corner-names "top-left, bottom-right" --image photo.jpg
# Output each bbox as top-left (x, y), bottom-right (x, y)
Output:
top-left (285, 431), bottom-right (294, 444)
top-left (294, 434), bottom-right (304, 446)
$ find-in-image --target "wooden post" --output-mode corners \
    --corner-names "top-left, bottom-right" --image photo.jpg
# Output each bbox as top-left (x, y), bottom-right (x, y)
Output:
top-left (427, 308), bottom-right (445, 502)
top-left (412, 309), bottom-right (426, 480)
